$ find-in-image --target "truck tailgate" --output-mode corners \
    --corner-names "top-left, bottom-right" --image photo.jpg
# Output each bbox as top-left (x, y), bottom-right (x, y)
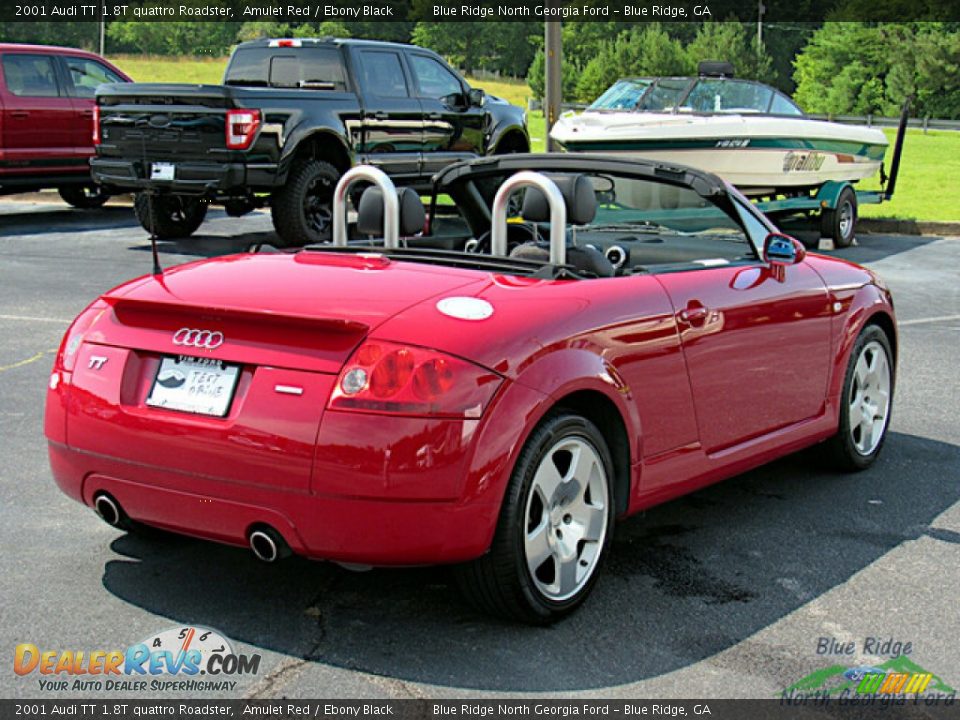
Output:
top-left (97, 83), bottom-right (237, 161)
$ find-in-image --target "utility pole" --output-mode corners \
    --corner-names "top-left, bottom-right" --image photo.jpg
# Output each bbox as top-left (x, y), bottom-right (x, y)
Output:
top-left (757, 0), bottom-right (765, 59)
top-left (98, 6), bottom-right (105, 55)
top-left (544, 21), bottom-right (562, 151)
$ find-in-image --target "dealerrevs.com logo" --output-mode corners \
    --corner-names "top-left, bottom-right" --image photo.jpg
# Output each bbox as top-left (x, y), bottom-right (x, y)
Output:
top-left (14, 626), bottom-right (261, 692)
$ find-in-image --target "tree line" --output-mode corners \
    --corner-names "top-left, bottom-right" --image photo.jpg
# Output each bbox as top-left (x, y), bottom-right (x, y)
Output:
top-left (2, 18), bottom-right (958, 119)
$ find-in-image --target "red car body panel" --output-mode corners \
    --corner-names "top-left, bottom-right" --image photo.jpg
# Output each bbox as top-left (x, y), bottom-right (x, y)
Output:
top-left (45, 245), bottom-right (896, 566)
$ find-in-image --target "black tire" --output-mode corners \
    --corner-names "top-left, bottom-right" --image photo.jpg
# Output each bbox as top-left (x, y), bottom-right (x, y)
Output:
top-left (270, 159), bottom-right (340, 248)
top-left (455, 412), bottom-right (615, 624)
top-left (821, 186), bottom-right (857, 248)
top-left (825, 324), bottom-right (894, 471)
top-left (133, 193), bottom-right (208, 239)
top-left (58, 185), bottom-right (110, 209)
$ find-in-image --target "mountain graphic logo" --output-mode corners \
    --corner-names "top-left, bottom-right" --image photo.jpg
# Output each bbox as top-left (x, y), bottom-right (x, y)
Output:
top-left (157, 369), bottom-right (187, 389)
top-left (784, 656), bottom-right (956, 697)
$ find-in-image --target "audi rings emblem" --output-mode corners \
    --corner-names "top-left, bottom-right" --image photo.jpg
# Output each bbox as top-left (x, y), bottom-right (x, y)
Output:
top-left (172, 328), bottom-right (224, 350)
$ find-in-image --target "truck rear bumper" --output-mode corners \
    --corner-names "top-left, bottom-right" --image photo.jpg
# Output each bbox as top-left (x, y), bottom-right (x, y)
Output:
top-left (90, 158), bottom-right (278, 195)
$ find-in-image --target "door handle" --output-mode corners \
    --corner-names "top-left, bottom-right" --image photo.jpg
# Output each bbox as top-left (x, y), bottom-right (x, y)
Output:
top-left (81, 110), bottom-right (93, 117)
top-left (427, 112), bottom-right (443, 120)
top-left (678, 306), bottom-right (709, 324)
top-left (11, 110), bottom-right (29, 119)
top-left (372, 112), bottom-right (389, 120)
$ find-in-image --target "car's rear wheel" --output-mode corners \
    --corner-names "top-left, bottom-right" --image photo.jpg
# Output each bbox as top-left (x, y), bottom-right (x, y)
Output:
top-left (58, 185), bottom-right (110, 209)
top-left (271, 159), bottom-right (340, 247)
top-left (826, 324), bottom-right (894, 470)
top-left (133, 193), bottom-right (208, 239)
top-left (455, 412), bottom-right (614, 623)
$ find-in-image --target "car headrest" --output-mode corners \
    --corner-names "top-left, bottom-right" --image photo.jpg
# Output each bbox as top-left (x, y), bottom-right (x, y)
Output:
top-left (521, 174), bottom-right (597, 226)
top-left (356, 186), bottom-right (426, 238)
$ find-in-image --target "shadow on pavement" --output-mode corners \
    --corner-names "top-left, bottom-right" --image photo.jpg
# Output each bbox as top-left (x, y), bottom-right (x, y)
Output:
top-left (0, 206), bottom-right (138, 237)
top-left (100, 431), bottom-right (959, 692)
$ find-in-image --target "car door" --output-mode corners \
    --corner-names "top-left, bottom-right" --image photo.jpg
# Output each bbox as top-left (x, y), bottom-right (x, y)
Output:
top-left (651, 194), bottom-right (833, 454)
top-left (59, 54), bottom-right (127, 158)
top-left (407, 51), bottom-right (486, 175)
top-left (0, 52), bottom-right (75, 172)
top-left (353, 48), bottom-right (423, 179)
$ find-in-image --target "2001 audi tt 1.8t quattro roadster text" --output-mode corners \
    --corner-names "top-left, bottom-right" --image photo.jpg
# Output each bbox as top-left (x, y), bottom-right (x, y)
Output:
top-left (45, 154), bottom-right (896, 623)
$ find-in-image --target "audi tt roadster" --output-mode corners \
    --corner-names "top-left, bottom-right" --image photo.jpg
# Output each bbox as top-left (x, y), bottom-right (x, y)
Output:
top-left (45, 154), bottom-right (896, 623)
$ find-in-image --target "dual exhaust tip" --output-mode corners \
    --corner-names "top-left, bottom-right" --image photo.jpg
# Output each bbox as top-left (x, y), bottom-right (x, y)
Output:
top-left (93, 492), bottom-right (291, 563)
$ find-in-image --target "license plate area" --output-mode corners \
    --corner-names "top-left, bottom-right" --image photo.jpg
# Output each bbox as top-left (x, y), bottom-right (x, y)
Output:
top-left (150, 162), bottom-right (175, 181)
top-left (146, 355), bottom-right (240, 417)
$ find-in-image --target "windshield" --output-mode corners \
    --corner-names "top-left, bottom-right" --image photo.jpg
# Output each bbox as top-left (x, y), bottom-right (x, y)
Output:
top-left (589, 79), bottom-right (652, 110)
top-left (636, 78), bottom-right (693, 112)
top-left (469, 171), bottom-right (745, 237)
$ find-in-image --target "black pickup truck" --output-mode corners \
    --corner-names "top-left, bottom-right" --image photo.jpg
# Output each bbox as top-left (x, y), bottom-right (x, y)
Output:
top-left (91, 38), bottom-right (529, 246)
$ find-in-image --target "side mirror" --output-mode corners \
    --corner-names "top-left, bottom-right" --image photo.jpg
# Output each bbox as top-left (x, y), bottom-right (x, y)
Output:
top-left (468, 88), bottom-right (485, 107)
top-left (763, 232), bottom-right (806, 266)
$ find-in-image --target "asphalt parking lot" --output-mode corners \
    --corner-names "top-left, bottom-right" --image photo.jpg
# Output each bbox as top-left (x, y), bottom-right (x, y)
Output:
top-left (1, 199), bottom-right (958, 700)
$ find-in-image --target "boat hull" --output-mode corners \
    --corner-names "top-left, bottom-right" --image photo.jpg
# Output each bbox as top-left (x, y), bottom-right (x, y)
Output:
top-left (551, 113), bottom-right (889, 194)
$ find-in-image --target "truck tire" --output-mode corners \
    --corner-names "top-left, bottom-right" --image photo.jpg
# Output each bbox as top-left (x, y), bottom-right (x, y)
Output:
top-left (58, 186), bottom-right (110, 209)
top-left (820, 186), bottom-right (857, 248)
top-left (133, 193), bottom-right (208, 239)
top-left (271, 159), bottom-right (340, 247)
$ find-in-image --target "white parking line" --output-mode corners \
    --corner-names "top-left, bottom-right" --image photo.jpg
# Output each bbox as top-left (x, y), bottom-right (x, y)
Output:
top-left (0, 314), bottom-right (70, 324)
top-left (900, 314), bottom-right (960, 327)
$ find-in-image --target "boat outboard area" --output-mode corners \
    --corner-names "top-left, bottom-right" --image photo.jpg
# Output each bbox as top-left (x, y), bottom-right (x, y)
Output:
top-left (550, 62), bottom-right (889, 196)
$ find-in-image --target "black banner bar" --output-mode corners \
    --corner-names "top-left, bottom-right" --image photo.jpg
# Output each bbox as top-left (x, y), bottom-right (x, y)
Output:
top-left (1, 0), bottom-right (959, 23)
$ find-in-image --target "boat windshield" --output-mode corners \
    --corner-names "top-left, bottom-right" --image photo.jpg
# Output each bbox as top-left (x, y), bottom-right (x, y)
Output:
top-left (589, 79), bottom-right (652, 110)
top-left (637, 78), bottom-right (691, 111)
top-left (589, 76), bottom-right (805, 116)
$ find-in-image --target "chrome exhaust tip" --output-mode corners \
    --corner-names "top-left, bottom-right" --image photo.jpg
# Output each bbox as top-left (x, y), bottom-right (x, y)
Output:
top-left (94, 494), bottom-right (122, 527)
top-left (249, 527), bottom-right (290, 563)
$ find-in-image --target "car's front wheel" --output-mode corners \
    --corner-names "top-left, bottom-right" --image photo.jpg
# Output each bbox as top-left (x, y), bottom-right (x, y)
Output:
top-left (456, 412), bottom-right (614, 623)
top-left (826, 324), bottom-right (894, 470)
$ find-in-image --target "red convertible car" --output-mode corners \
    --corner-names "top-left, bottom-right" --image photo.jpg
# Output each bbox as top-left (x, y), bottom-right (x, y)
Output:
top-left (45, 155), bottom-right (896, 623)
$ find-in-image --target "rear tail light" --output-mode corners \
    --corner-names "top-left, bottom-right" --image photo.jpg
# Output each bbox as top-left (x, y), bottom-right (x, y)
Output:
top-left (92, 104), bottom-right (101, 145)
top-left (329, 340), bottom-right (502, 418)
top-left (57, 300), bottom-right (109, 373)
top-left (225, 109), bottom-right (261, 150)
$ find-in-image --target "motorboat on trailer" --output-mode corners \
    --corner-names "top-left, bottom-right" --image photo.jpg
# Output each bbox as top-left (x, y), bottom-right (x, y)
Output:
top-left (550, 63), bottom-right (889, 196)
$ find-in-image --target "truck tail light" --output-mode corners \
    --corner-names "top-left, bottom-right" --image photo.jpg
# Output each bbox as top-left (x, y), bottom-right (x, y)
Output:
top-left (92, 104), bottom-right (101, 145)
top-left (329, 340), bottom-right (502, 418)
top-left (225, 109), bottom-right (261, 150)
top-left (269, 39), bottom-right (301, 48)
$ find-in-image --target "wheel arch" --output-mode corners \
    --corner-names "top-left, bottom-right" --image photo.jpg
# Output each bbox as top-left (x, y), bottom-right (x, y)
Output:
top-left (550, 389), bottom-right (632, 517)
top-left (279, 130), bottom-right (352, 182)
top-left (490, 125), bottom-right (530, 155)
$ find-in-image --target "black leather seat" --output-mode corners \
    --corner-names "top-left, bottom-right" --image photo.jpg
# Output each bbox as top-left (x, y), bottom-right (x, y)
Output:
top-left (509, 174), bottom-right (615, 278)
top-left (356, 186), bottom-right (426, 240)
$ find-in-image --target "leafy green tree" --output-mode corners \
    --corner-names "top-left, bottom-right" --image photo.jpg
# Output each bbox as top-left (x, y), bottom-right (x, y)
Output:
top-left (886, 24), bottom-right (960, 119)
top-left (575, 24), bottom-right (691, 102)
top-left (687, 21), bottom-right (775, 83)
top-left (527, 47), bottom-right (582, 102)
top-left (792, 23), bottom-right (890, 114)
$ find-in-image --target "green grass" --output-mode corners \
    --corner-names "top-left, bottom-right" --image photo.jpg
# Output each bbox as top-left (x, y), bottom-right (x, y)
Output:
top-left (858, 128), bottom-right (960, 222)
top-left (107, 55), bottom-right (959, 221)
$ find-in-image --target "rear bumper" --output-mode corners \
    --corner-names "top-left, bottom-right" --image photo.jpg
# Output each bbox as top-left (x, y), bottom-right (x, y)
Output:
top-left (90, 158), bottom-right (278, 195)
top-left (49, 441), bottom-right (497, 565)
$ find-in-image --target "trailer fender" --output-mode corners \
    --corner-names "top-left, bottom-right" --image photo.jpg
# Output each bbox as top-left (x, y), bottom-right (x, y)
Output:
top-left (814, 180), bottom-right (852, 210)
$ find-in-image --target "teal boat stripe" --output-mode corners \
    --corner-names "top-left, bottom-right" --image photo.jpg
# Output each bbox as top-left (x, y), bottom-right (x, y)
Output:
top-left (560, 137), bottom-right (887, 161)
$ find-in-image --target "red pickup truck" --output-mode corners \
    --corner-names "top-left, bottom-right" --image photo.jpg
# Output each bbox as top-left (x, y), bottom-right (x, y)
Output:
top-left (0, 44), bottom-right (130, 207)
